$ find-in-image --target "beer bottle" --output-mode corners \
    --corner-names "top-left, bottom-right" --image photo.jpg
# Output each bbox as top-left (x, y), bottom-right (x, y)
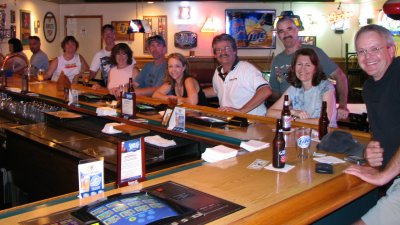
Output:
top-left (121, 78), bottom-right (136, 119)
top-left (273, 119), bottom-right (286, 168)
top-left (319, 101), bottom-right (329, 140)
top-left (21, 67), bottom-right (29, 94)
top-left (128, 77), bottom-right (134, 92)
top-left (281, 95), bottom-right (291, 131)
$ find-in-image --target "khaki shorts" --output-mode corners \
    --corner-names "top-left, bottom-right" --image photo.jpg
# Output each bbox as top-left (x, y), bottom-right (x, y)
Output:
top-left (362, 177), bottom-right (400, 225)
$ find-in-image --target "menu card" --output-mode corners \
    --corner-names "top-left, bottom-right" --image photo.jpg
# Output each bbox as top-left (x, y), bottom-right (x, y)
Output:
top-left (117, 137), bottom-right (146, 187)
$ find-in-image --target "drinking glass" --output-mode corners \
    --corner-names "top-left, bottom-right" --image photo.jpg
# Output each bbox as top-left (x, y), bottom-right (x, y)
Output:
top-left (82, 72), bottom-right (90, 86)
top-left (71, 89), bottom-right (80, 107)
top-left (37, 69), bottom-right (45, 82)
top-left (295, 127), bottom-right (312, 158)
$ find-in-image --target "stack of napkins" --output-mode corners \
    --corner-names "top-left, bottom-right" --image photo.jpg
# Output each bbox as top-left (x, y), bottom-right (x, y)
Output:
top-left (144, 135), bottom-right (176, 147)
top-left (240, 140), bottom-right (270, 152)
top-left (201, 145), bottom-right (238, 163)
top-left (96, 107), bottom-right (117, 116)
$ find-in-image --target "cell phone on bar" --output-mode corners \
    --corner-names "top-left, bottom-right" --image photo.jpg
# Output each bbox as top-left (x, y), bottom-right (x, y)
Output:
top-left (344, 155), bottom-right (367, 165)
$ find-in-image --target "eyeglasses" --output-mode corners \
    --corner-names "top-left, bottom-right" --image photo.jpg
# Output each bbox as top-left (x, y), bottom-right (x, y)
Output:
top-left (214, 46), bottom-right (233, 54)
top-left (356, 46), bottom-right (387, 56)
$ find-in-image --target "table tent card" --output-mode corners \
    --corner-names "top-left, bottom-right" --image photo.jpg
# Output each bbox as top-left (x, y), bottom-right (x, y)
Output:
top-left (167, 107), bottom-right (187, 133)
top-left (78, 158), bottom-right (104, 198)
top-left (117, 137), bottom-right (146, 187)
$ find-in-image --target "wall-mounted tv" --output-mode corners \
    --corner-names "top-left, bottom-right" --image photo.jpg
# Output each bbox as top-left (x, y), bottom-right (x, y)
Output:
top-left (225, 9), bottom-right (276, 49)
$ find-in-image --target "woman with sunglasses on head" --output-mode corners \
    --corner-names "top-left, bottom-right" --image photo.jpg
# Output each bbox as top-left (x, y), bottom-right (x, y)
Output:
top-left (152, 53), bottom-right (208, 106)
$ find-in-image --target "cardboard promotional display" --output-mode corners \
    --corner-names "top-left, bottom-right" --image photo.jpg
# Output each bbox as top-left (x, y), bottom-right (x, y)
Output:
top-left (117, 137), bottom-right (146, 187)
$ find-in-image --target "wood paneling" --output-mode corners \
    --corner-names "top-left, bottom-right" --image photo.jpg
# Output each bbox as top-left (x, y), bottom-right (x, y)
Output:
top-left (134, 56), bottom-right (345, 85)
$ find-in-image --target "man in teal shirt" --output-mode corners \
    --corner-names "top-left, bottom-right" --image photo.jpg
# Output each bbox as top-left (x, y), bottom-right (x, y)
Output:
top-left (269, 17), bottom-right (349, 119)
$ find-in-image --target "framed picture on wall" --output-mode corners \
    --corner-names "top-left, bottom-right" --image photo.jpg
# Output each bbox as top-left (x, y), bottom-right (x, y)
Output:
top-left (299, 36), bottom-right (316, 46)
top-left (10, 25), bottom-right (16, 38)
top-left (111, 21), bottom-right (134, 41)
top-left (225, 9), bottom-right (276, 49)
top-left (20, 10), bottom-right (31, 46)
top-left (143, 15), bottom-right (167, 54)
top-left (10, 10), bottom-right (15, 24)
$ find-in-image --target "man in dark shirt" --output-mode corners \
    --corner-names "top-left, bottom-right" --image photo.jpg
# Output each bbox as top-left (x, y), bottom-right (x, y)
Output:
top-left (345, 24), bottom-right (400, 225)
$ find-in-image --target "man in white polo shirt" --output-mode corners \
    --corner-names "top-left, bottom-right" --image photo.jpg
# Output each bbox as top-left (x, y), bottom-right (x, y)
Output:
top-left (206, 33), bottom-right (271, 116)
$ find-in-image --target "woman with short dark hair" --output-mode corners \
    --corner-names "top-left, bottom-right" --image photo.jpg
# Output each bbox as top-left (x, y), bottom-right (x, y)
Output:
top-left (107, 43), bottom-right (139, 97)
top-left (45, 36), bottom-right (89, 82)
top-left (1, 38), bottom-right (28, 75)
top-left (267, 48), bottom-right (337, 127)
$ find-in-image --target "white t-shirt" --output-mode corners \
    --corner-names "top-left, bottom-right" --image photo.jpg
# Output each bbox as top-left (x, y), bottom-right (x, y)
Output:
top-left (107, 64), bottom-right (134, 90)
top-left (212, 61), bottom-right (268, 116)
top-left (52, 54), bottom-right (82, 82)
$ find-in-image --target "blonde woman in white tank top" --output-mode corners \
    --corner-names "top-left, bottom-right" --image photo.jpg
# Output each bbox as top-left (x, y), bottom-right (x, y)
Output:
top-left (45, 36), bottom-right (89, 82)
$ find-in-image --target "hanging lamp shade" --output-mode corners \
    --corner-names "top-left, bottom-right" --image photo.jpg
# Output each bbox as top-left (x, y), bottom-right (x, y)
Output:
top-left (383, 0), bottom-right (400, 20)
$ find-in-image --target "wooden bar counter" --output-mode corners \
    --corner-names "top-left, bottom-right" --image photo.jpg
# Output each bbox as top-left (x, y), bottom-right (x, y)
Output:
top-left (0, 143), bottom-right (376, 224)
top-left (0, 78), bottom-right (377, 224)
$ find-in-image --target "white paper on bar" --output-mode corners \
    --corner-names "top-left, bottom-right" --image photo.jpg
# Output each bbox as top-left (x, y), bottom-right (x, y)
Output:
top-left (101, 122), bottom-right (123, 134)
top-left (96, 107), bottom-right (117, 116)
top-left (313, 156), bottom-right (346, 164)
top-left (201, 145), bottom-right (238, 163)
top-left (240, 140), bottom-right (270, 152)
top-left (144, 135), bottom-right (176, 147)
top-left (264, 164), bottom-right (295, 173)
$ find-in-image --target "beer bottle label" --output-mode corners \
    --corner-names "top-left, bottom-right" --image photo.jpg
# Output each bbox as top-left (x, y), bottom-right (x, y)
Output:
top-left (279, 149), bottom-right (286, 163)
top-left (122, 93), bottom-right (134, 116)
top-left (282, 115), bottom-right (291, 129)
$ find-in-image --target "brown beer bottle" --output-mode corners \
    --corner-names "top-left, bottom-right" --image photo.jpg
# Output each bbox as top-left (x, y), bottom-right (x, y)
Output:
top-left (128, 77), bottom-right (134, 92)
top-left (281, 95), bottom-right (291, 131)
top-left (273, 119), bottom-right (286, 168)
top-left (121, 78), bottom-right (137, 119)
top-left (318, 101), bottom-right (329, 140)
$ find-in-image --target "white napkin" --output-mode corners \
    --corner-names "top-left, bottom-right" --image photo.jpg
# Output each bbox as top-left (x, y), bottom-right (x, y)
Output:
top-left (101, 122), bottom-right (123, 134)
top-left (96, 107), bottom-right (117, 116)
top-left (144, 135), bottom-right (176, 147)
top-left (264, 164), bottom-right (295, 173)
top-left (313, 156), bottom-right (346, 164)
top-left (201, 145), bottom-right (238, 163)
top-left (240, 140), bottom-right (270, 152)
